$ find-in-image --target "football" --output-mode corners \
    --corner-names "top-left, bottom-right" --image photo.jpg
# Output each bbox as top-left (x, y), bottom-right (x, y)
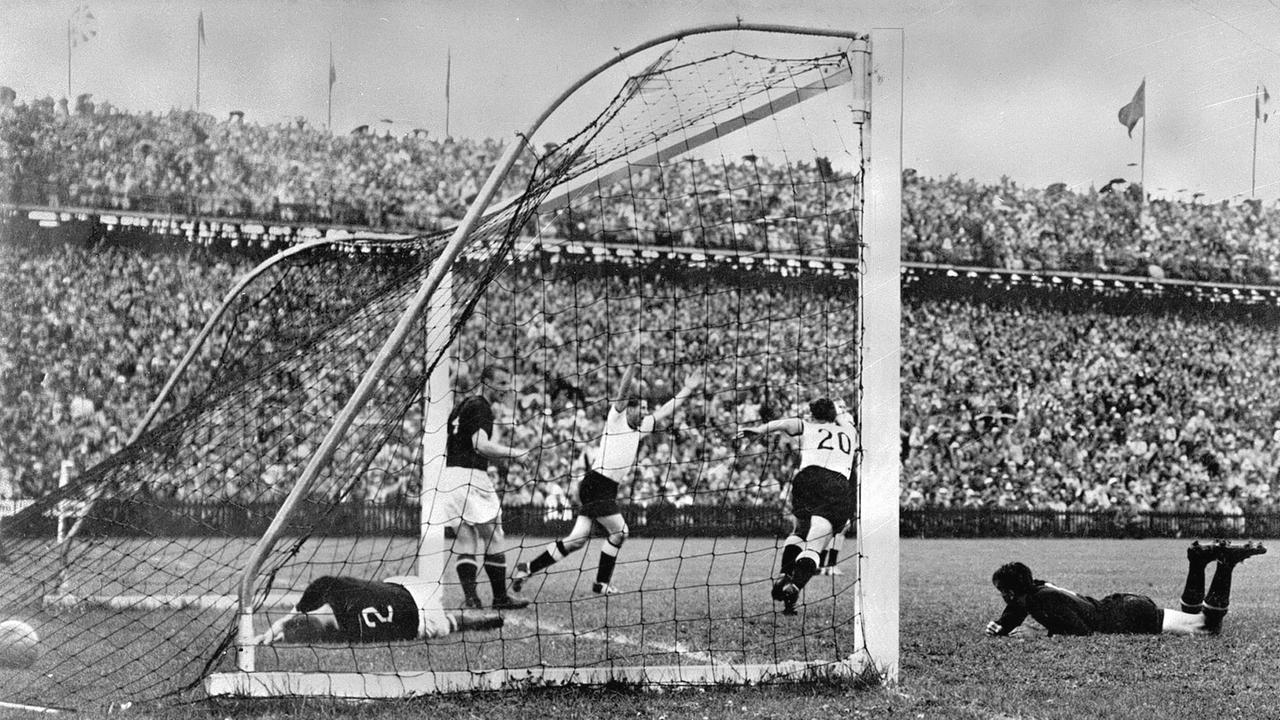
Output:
top-left (0, 619), bottom-right (41, 669)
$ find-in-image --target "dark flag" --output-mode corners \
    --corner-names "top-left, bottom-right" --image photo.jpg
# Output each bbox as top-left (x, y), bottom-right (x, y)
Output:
top-left (1117, 80), bottom-right (1145, 138)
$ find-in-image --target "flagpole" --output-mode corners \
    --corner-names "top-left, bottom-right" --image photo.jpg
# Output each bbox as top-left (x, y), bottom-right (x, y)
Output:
top-left (1140, 108), bottom-right (1146, 205)
top-left (66, 19), bottom-right (72, 99)
top-left (328, 39), bottom-right (334, 130)
top-left (196, 17), bottom-right (203, 112)
top-left (1253, 85), bottom-right (1260, 198)
top-left (445, 48), bottom-right (452, 139)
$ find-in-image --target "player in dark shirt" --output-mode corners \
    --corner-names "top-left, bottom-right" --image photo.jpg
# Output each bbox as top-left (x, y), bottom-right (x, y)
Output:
top-left (447, 395), bottom-right (497, 471)
top-left (986, 540), bottom-right (1265, 637)
top-left (434, 365), bottom-right (530, 610)
top-left (256, 575), bottom-right (503, 645)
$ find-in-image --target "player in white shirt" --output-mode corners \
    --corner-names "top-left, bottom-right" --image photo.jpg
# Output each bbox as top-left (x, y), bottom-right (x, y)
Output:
top-left (738, 398), bottom-right (856, 614)
top-left (512, 361), bottom-right (702, 595)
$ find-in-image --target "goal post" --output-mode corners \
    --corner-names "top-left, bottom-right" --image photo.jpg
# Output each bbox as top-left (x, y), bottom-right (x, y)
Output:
top-left (0, 23), bottom-right (902, 712)
top-left (859, 27), bottom-right (903, 681)
top-left (213, 23), bottom-right (902, 696)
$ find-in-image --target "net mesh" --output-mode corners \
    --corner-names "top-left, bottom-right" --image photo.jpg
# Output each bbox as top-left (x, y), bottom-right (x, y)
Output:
top-left (0, 29), bottom-right (872, 710)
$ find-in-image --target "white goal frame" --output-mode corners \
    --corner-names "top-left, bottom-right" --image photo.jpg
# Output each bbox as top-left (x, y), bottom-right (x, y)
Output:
top-left (206, 23), bottom-right (902, 698)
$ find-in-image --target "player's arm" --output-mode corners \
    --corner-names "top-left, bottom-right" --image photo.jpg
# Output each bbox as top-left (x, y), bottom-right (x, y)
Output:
top-left (471, 427), bottom-right (527, 461)
top-left (985, 603), bottom-right (1029, 637)
top-left (612, 362), bottom-right (641, 413)
top-left (737, 417), bottom-right (803, 442)
top-left (257, 591), bottom-right (342, 645)
top-left (651, 370), bottom-right (702, 424)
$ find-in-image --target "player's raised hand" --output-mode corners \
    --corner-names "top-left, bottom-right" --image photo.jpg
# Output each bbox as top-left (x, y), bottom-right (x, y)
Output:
top-left (630, 328), bottom-right (646, 359)
top-left (984, 621), bottom-right (1002, 636)
top-left (735, 428), bottom-right (760, 444)
top-left (682, 370), bottom-right (704, 393)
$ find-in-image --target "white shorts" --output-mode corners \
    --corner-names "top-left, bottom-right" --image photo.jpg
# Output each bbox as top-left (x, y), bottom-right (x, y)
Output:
top-left (384, 575), bottom-right (453, 639)
top-left (426, 466), bottom-right (501, 527)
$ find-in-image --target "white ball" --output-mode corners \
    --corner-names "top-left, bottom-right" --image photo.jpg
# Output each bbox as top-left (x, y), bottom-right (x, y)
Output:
top-left (0, 619), bottom-right (41, 669)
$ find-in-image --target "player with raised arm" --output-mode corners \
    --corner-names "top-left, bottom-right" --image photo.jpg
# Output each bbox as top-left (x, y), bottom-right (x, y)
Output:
top-left (512, 360), bottom-right (702, 595)
top-left (986, 540), bottom-right (1266, 637)
top-left (437, 365), bottom-right (530, 610)
top-left (255, 574), bottom-right (503, 645)
top-left (738, 397), bottom-right (856, 615)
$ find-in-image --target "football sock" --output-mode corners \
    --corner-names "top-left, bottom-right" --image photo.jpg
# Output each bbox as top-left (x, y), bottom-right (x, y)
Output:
top-left (456, 555), bottom-right (481, 603)
top-left (1203, 562), bottom-right (1237, 633)
top-left (597, 537), bottom-right (624, 585)
top-left (791, 550), bottom-right (821, 590)
top-left (528, 540), bottom-right (571, 575)
top-left (1180, 555), bottom-right (1210, 613)
top-left (485, 552), bottom-right (511, 599)
top-left (780, 536), bottom-right (802, 576)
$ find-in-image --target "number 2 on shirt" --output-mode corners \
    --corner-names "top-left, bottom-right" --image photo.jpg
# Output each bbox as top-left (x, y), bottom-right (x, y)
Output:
top-left (362, 605), bottom-right (394, 628)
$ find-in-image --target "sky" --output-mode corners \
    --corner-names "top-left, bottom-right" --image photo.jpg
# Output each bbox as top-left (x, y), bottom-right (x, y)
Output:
top-left (7, 1), bottom-right (1280, 203)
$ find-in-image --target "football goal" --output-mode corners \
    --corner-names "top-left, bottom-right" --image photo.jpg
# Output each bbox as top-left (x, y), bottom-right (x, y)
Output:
top-left (0, 24), bottom-right (901, 711)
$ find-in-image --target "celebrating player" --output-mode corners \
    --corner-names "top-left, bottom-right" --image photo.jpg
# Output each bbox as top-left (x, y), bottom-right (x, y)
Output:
top-left (512, 361), bottom-right (702, 595)
top-left (986, 540), bottom-right (1266, 637)
top-left (738, 397), bottom-right (856, 615)
top-left (436, 365), bottom-right (530, 610)
top-left (255, 574), bottom-right (504, 645)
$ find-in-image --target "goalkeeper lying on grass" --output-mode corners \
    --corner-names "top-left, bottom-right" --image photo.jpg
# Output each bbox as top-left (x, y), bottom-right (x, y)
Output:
top-left (986, 540), bottom-right (1265, 637)
top-left (256, 575), bottom-right (503, 644)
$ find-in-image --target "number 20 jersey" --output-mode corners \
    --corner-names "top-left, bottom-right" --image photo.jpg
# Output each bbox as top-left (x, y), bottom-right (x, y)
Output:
top-left (798, 420), bottom-right (855, 479)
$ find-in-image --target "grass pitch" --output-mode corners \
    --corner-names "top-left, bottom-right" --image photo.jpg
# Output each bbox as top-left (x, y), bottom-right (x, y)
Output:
top-left (4, 537), bottom-right (1278, 719)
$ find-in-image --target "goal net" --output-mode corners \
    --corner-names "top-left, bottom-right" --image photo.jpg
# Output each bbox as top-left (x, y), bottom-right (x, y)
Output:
top-left (0, 25), bottom-right (900, 711)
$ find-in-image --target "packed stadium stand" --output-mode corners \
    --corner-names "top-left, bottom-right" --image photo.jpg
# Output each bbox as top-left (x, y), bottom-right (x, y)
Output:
top-left (4, 93), bottom-right (1280, 515)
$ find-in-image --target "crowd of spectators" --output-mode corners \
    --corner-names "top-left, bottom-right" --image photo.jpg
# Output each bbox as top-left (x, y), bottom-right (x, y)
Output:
top-left (901, 293), bottom-right (1280, 516)
top-left (5, 228), bottom-right (1280, 517)
top-left (8, 90), bottom-right (1280, 517)
top-left (2, 93), bottom-right (518, 231)
top-left (902, 171), bottom-right (1280, 284)
top-left (2, 91), bottom-right (858, 255)
top-left (11, 92), bottom-right (1280, 281)
top-left (0, 238), bottom-right (246, 501)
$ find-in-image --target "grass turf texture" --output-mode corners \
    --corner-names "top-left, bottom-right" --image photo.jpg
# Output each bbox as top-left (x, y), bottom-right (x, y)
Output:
top-left (3, 537), bottom-right (1277, 719)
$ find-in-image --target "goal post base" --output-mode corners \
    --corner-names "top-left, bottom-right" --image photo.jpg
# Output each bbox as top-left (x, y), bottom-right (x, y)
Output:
top-left (205, 653), bottom-right (884, 699)
top-left (41, 593), bottom-right (301, 611)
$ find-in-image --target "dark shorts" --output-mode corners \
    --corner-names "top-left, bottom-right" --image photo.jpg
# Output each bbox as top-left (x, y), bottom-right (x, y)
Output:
top-left (578, 470), bottom-right (621, 518)
top-left (791, 466), bottom-right (856, 527)
top-left (1096, 593), bottom-right (1164, 634)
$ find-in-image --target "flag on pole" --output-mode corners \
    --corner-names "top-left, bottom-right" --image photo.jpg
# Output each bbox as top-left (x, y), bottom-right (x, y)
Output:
top-left (445, 48), bottom-right (451, 102)
top-left (1258, 84), bottom-right (1270, 123)
top-left (329, 53), bottom-right (337, 89)
top-left (198, 11), bottom-right (207, 46)
top-left (1117, 79), bottom-right (1145, 138)
top-left (70, 5), bottom-right (98, 47)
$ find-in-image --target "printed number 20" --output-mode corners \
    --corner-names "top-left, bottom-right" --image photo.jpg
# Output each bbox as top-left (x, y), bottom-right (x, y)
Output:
top-left (817, 429), bottom-right (852, 454)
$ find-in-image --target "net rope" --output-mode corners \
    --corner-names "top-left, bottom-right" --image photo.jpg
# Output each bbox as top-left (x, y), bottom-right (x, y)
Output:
top-left (0, 32), bottom-right (869, 709)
